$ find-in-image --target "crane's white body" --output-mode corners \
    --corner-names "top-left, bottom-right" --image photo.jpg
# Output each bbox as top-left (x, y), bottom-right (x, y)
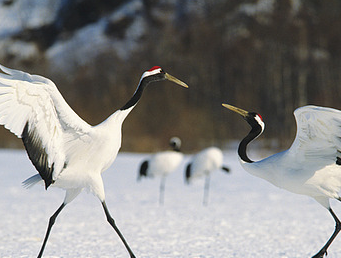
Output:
top-left (185, 146), bottom-right (229, 205)
top-left (0, 65), bottom-right (134, 203)
top-left (51, 108), bottom-right (132, 201)
top-left (187, 147), bottom-right (224, 182)
top-left (241, 106), bottom-right (341, 208)
top-left (144, 151), bottom-right (183, 178)
top-left (242, 151), bottom-right (341, 207)
top-left (223, 103), bottom-right (341, 257)
top-left (0, 64), bottom-right (188, 258)
top-left (139, 139), bottom-right (183, 205)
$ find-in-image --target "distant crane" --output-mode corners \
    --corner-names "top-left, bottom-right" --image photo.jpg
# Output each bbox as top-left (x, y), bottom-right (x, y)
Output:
top-left (223, 103), bottom-right (341, 258)
top-left (0, 64), bottom-right (188, 258)
top-left (138, 137), bottom-right (183, 205)
top-left (185, 147), bottom-right (230, 205)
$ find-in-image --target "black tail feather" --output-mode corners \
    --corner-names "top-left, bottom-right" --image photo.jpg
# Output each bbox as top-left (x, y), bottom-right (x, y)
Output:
top-left (221, 166), bottom-right (230, 173)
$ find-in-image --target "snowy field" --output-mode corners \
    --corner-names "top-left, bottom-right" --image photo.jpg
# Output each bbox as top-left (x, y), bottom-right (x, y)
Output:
top-left (1, 149), bottom-right (341, 258)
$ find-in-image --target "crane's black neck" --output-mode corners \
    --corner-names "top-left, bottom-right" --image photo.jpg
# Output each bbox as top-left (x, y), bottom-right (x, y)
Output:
top-left (120, 73), bottom-right (165, 111)
top-left (173, 146), bottom-right (181, 152)
top-left (238, 123), bottom-right (263, 163)
top-left (171, 143), bottom-right (181, 152)
top-left (169, 139), bottom-right (181, 152)
top-left (120, 79), bottom-right (146, 111)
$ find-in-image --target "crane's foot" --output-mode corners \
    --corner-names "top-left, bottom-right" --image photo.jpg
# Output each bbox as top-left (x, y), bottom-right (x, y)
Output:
top-left (311, 249), bottom-right (327, 258)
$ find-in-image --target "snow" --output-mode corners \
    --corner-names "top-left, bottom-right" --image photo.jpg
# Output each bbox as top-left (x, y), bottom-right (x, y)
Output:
top-left (0, 0), bottom-right (61, 38)
top-left (239, 0), bottom-right (275, 16)
top-left (0, 40), bottom-right (39, 61)
top-left (1, 149), bottom-right (341, 257)
top-left (46, 19), bottom-right (113, 71)
top-left (46, 0), bottom-right (146, 72)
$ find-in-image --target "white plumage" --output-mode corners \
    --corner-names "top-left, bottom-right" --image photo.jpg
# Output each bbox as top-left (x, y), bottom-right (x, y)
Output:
top-left (138, 137), bottom-right (183, 204)
top-left (223, 104), bottom-right (341, 258)
top-left (185, 147), bottom-right (230, 205)
top-left (141, 151), bottom-right (183, 178)
top-left (0, 64), bottom-right (188, 258)
top-left (242, 106), bottom-right (341, 206)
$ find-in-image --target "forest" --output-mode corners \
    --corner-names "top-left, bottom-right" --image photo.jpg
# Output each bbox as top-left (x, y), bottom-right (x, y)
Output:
top-left (1, 0), bottom-right (341, 152)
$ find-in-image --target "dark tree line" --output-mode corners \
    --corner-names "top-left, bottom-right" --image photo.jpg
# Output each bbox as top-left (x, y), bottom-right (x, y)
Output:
top-left (1, 0), bottom-right (341, 152)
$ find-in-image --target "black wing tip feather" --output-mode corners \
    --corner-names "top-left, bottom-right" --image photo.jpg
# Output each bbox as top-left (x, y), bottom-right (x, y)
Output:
top-left (138, 160), bottom-right (149, 181)
top-left (222, 166), bottom-right (230, 173)
top-left (185, 163), bottom-right (191, 184)
top-left (21, 122), bottom-right (54, 189)
top-left (337, 157), bottom-right (341, 166)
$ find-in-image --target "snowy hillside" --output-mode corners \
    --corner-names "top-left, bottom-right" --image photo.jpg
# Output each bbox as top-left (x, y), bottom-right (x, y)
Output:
top-left (0, 0), bottom-right (206, 71)
top-left (0, 0), bottom-right (286, 71)
top-left (1, 150), bottom-right (341, 257)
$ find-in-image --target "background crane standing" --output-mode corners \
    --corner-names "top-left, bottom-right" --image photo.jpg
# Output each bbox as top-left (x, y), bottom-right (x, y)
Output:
top-left (185, 147), bottom-right (230, 205)
top-left (138, 137), bottom-right (184, 205)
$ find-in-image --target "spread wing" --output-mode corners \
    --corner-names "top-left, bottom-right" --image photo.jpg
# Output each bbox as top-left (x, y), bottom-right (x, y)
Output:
top-left (0, 64), bottom-right (92, 188)
top-left (288, 105), bottom-right (341, 167)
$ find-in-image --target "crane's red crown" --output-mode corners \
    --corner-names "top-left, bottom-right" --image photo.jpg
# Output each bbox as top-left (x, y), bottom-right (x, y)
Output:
top-left (148, 66), bottom-right (162, 71)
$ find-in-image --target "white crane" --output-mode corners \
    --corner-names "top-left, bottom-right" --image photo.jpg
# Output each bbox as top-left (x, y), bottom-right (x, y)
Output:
top-left (138, 137), bottom-right (183, 205)
top-left (223, 103), bottom-right (341, 258)
top-left (185, 147), bottom-right (230, 205)
top-left (0, 64), bottom-right (188, 258)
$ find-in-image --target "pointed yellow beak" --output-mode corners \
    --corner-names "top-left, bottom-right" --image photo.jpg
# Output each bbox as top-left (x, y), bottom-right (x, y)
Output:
top-left (165, 73), bottom-right (188, 88)
top-left (222, 103), bottom-right (248, 118)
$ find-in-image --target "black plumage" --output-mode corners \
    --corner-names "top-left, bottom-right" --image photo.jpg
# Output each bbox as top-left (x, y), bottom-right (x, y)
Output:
top-left (22, 122), bottom-right (54, 189)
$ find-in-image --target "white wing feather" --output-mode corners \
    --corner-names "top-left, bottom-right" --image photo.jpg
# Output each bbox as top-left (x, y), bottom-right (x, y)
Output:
top-left (0, 64), bottom-right (91, 183)
top-left (288, 105), bottom-right (341, 165)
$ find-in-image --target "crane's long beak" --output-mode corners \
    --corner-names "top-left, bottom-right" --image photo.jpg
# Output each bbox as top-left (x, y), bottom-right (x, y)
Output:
top-left (165, 73), bottom-right (188, 88)
top-left (222, 103), bottom-right (248, 118)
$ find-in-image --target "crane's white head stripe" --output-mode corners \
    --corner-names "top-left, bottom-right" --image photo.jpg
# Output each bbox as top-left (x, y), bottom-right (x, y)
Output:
top-left (141, 67), bottom-right (162, 79)
top-left (255, 114), bottom-right (265, 133)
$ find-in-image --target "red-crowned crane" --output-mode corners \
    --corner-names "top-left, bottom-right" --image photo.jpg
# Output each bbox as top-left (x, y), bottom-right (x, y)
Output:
top-left (223, 103), bottom-right (341, 258)
top-left (185, 147), bottom-right (230, 205)
top-left (0, 64), bottom-right (187, 258)
top-left (138, 137), bottom-right (183, 205)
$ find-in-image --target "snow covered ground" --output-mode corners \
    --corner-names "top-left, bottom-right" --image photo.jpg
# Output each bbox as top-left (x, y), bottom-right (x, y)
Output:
top-left (1, 149), bottom-right (341, 258)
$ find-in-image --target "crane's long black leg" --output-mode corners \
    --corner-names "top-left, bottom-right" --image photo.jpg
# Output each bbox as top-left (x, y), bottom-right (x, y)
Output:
top-left (312, 207), bottom-right (341, 258)
top-left (37, 202), bottom-right (66, 258)
top-left (159, 176), bottom-right (166, 205)
top-left (203, 175), bottom-right (210, 206)
top-left (102, 201), bottom-right (136, 258)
